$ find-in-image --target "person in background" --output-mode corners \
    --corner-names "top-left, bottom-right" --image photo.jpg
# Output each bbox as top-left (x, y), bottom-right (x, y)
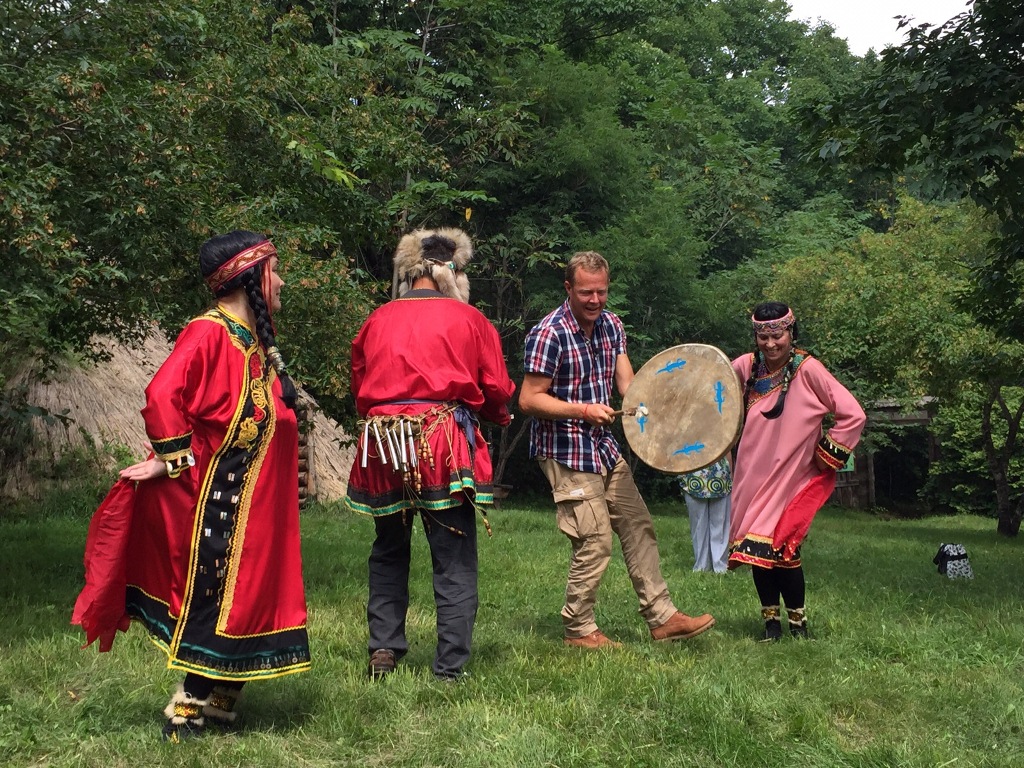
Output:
top-left (344, 227), bottom-right (515, 682)
top-left (520, 250), bottom-right (715, 649)
top-left (729, 301), bottom-right (866, 641)
top-left (679, 456), bottom-right (732, 574)
top-left (73, 231), bottom-right (311, 740)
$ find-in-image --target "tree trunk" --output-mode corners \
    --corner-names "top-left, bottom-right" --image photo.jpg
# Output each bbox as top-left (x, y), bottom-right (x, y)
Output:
top-left (492, 417), bottom-right (531, 487)
top-left (997, 509), bottom-right (1022, 537)
top-left (982, 383), bottom-right (1022, 537)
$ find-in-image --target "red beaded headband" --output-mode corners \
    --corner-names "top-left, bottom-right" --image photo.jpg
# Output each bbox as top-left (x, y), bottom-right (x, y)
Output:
top-left (751, 308), bottom-right (795, 333)
top-left (205, 241), bottom-right (277, 293)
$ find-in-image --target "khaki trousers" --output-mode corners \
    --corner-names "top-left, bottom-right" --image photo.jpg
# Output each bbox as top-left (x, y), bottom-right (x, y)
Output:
top-left (540, 456), bottom-right (676, 638)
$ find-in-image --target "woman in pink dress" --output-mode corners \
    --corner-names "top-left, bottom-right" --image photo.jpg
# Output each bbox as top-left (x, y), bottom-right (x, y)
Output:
top-left (729, 302), bottom-right (866, 641)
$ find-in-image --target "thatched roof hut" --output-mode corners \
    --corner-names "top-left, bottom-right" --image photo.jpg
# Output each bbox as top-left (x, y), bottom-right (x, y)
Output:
top-left (3, 332), bottom-right (355, 502)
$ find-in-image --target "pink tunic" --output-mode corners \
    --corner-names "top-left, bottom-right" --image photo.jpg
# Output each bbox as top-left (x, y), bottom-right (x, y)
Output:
top-left (728, 352), bottom-right (865, 568)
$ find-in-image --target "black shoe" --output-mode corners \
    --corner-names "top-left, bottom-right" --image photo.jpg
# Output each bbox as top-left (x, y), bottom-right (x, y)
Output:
top-left (368, 648), bottom-right (397, 679)
top-left (759, 620), bottom-right (783, 643)
top-left (789, 623), bottom-right (811, 639)
top-left (161, 718), bottom-right (205, 742)
top-left (434, 671), bottom-right (469, 684)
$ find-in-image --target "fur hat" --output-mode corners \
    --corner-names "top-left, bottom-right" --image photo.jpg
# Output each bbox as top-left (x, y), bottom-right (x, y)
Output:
top-left (391, 227), bottom-right (473, 303)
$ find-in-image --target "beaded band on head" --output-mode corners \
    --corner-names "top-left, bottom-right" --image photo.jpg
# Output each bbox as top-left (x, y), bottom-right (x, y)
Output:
top-left (752, 308), bottom-right (795, 334)
top-left (205, 241), bottom-right (277, 294)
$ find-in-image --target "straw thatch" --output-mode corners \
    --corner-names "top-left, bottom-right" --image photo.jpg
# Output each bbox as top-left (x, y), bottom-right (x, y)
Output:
top-left (3, 331), bottom-right (355, 502)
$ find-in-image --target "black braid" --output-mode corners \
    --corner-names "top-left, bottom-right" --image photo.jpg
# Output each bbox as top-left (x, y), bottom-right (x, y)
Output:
top-left (761, 348), bottom-right (796, 420)
top-left (742, 351), bottom-right (760, 415)
top-left (242, 268), bottom-right (298, 411)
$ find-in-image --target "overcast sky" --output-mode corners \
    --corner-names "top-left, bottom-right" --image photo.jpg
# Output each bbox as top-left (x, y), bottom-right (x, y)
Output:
top-left (786, 0), bottom-right (972, 56)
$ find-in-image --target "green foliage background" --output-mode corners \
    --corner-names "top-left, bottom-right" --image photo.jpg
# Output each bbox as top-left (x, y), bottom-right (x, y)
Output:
top-left (4, 0), bottom-right (1024, 518)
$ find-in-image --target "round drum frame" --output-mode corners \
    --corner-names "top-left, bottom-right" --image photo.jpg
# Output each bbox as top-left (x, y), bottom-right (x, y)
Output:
top-left (621, 343), bottom-right (742, 474)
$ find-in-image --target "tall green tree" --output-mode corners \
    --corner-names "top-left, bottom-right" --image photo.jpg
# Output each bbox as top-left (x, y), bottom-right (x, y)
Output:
top-left (2, 0), bottom-right (506, 417)
top-left (807, 0), bottom-right (1024, 335)
top-left (1, 0), bottom-right (875, 493)
top-left (771, 197), bottom-right (1024, 534)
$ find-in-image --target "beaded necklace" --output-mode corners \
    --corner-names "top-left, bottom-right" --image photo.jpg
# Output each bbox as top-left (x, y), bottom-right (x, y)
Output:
top-left (745, 348), bottom-right (805, 419)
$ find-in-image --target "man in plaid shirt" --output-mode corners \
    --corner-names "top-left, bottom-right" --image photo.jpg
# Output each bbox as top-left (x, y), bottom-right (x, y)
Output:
top-left (520, 251), bottom-right (715, 648)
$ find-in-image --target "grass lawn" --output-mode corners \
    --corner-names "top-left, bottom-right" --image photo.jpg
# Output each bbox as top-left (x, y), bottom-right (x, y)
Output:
top-left (2, 496), bottom-right (1023, 767)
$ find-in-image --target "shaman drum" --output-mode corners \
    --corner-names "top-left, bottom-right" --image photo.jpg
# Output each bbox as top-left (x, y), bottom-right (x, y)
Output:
top-left (621, 344), bottom-right (742, 474)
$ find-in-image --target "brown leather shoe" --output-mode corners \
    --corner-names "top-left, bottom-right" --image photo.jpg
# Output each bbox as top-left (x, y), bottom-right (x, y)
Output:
top-left (368, 648), bottom-right (397, 679)
top-left (651, 610), bottom-right (715, 642)
top-left (563, 629), bottom-right (623, 649)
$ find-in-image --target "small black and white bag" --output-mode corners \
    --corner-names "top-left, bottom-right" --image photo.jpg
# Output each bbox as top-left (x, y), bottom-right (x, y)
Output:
top-left (933, 543), bottom-right (974, 580)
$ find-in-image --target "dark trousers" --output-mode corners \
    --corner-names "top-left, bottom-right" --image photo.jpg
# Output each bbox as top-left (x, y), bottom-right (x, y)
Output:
top-left (182, 674), bottom-right (243, 699)
top-left (752, 565), bottom-right (806, 609)
top-left (367, 502), bottom-right (479, 677)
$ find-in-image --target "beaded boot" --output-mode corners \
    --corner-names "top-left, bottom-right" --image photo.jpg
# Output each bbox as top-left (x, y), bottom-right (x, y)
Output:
top-left (161, 683), bottom-right (208, 742)
top-left (759, 605), bottom-right (782, 643)
top-left (787, 607), bottom-right (810, 639)
top-left (203, 685), bottom-right (243, 730)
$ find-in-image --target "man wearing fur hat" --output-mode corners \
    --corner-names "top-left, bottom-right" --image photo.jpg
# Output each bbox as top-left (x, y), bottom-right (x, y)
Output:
top-left (520, 251), bottom-right (715, 648)
top-left (345, 228), bottom-right (515, 681)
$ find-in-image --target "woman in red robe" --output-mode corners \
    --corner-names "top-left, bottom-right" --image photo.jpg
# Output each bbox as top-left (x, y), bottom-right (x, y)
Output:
top-left (73, 231), bottom-right (310, 741)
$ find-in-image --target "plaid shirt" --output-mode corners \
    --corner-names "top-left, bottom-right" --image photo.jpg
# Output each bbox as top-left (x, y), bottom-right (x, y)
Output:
top-left (523, 300), bottom-right (626, 473)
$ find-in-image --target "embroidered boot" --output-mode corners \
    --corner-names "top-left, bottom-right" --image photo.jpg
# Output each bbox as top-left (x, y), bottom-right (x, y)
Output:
top-left (203, 685), bottom-right (243, 730)
top-left (161, 683), bottom-right (208, 742)
top-left (759, 606), bottom-right (782, 643)
top-left (787, 607), bottom-right (810, 639)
